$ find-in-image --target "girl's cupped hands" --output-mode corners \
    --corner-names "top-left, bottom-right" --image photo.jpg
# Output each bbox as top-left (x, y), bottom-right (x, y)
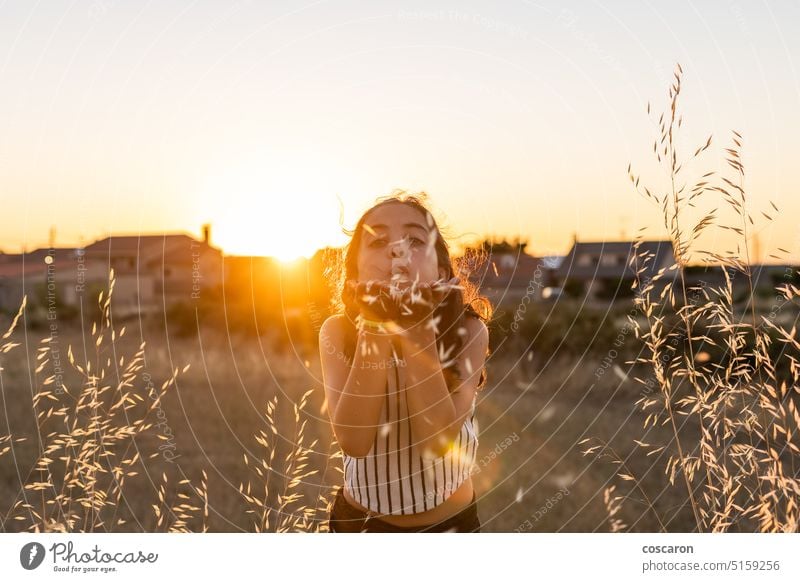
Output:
top-left (343, 277), bottom-right (462, 329)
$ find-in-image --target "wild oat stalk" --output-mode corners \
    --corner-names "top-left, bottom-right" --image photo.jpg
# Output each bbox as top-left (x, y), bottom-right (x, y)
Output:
top-left (239, 389), bottom-right (328, 532)
top-left (603, 485), bottom-right (628, 533)
top-left (583, 63), bottom-right (800, 532)
top-left (0, 268), bottom-right (199, 532)
top-left (152, 469), bottom-right (209, 532)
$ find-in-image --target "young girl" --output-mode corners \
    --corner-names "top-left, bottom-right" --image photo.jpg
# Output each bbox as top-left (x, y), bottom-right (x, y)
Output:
top-left (319, 191), bottom-right (493, 532)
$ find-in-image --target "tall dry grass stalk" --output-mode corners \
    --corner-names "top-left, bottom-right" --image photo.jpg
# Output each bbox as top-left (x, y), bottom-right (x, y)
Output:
top-left (239, 389), bottom-right (337, 532)
top-left (1, 267), bottom-right (328, 532)
top-left (582, 63), bottom-right (800, 532)
top-left (0, 269), bottom-right (208, 531)
top-left (0, 268), bottom-right (211, 531)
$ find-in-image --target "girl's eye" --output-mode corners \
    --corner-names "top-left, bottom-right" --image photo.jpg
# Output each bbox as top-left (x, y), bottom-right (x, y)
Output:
top-left (369, 237), bottom-right (424, 248)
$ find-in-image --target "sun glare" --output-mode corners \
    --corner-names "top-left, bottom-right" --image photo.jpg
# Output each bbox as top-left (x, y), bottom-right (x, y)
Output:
top-left (200, 157), bottom-right (346, 260)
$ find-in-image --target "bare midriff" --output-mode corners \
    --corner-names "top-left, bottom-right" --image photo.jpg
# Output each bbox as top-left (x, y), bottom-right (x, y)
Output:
top-left (342, 476), bottom-right (475, 527)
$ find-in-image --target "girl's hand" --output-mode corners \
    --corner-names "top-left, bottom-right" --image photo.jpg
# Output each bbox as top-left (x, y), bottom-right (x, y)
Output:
top-left (343, 279), bottom-right (399, 323)
top-left (395, 277), bottom-right (461, 330)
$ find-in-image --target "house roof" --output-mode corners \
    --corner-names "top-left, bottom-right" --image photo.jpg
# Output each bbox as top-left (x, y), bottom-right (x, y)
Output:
top-left (0, 234), bottom-right (221, 279)
top-left (0, 248), bottom-right (83, 278)
top-left (556, 240), bottom-right (676, 280)
top-left (84, 233), bottom-right (221, 267)
top-left (468, 252), bottom-right (548, 288)
top-left (85, 233), bottom-right (198, 253)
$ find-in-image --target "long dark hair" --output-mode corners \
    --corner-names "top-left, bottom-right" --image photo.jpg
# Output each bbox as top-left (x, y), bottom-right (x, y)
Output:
top-left (325, 190), bottom-right (494, 393)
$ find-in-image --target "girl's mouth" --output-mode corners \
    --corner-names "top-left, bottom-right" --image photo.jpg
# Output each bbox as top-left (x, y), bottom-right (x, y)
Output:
top-left (390, 257), bottom-right (410, 279)
top-left (389, 269), bottom-right (410, 284)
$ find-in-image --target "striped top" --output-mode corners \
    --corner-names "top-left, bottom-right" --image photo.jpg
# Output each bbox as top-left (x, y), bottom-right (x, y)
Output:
top-left (342, 348), bottom-right (479, 515)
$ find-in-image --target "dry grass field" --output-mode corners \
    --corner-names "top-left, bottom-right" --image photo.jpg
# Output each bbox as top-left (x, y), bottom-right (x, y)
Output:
top-left (0, 308), bottom-right (700, 533)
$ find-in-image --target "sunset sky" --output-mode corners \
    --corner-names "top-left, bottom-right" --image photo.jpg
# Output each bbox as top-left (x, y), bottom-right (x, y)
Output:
top-left (1, 1), bottom-right (798, 263)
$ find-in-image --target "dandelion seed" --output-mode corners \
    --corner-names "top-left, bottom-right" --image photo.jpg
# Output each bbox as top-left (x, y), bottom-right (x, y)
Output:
top-left (361, 293), bottom-right (379, 305)
top-left (515, 487), bottom-right (524, 503)
top-left (438, 341), bottom-right (456, 362)
top-left (612, 365), bottom-right (628, 382)
top-left (549, 472), bottom-right (574, 490)
top-left (425, 314), bottom-right (442, 335)
top-left (538, 406), bottom-right (555, 422)
top-left (379, 423), bottom-right (391, 437)
top-left (526, 351), bottom-right (533, 362)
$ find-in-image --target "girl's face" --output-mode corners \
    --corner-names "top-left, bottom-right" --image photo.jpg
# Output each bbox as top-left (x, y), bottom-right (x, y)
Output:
top-left (356, 202), bottom-right (446, 284)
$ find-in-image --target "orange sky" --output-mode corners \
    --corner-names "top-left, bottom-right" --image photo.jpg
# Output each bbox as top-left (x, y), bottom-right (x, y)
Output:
top-left (1, 2), bottom-right (798, 264)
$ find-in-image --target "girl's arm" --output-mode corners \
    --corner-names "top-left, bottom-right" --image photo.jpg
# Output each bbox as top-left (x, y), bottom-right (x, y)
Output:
top-left (401, 316), bottom-right (489, 457)
top-left (319, 315), bottom-right (396, 458)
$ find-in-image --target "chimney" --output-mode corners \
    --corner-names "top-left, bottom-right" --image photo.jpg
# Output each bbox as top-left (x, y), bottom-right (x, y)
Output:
top-left (202, 223), bottom-right (211, 246)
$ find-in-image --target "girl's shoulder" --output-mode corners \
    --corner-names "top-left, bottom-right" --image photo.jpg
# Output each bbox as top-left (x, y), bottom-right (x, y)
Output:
top-left (462, 311), bottom-right (489, 341)
top-left (319, 313), bottom-right (349, 344)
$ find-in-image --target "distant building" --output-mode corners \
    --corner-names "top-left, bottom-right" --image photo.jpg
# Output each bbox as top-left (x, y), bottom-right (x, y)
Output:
top-left (683, 263), bottom-right (799, 302)
top-left (0, 251), bottom-right (64, 313)
top-left (0, 227), bottom-right (223, 318)
top-left (556, 240), bottom-right (678, 300)
top-left (83, 231), bottom-right (223, 315)
top-left (465, 241), bottom-right (561, 307)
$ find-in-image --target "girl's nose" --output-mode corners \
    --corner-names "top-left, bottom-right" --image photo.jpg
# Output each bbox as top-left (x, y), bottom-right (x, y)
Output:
top-left (390, 239), bottom-right (409, 258)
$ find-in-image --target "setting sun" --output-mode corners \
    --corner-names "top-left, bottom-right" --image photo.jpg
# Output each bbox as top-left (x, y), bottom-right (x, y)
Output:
top-left (216, 214), bottom-right (319, 261)
top-left (198, 155), bottom-right (347, 259)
